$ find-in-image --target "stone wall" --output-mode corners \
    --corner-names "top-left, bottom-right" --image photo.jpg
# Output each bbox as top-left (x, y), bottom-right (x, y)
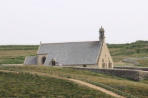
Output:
top-left (72, 67), bottom-right (148, 81)
top-left (98, 41), bottom-right (114, 69)
top-left (139, 71), bottom-right (148, 80)
top-left (114, 66), bottom-right (148, 71)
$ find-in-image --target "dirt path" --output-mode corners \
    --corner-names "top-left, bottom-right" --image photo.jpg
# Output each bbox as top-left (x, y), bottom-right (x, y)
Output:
top-left (0, 70), bottom-right (125, 98)
top-left (69, 79), bottom-right (124, 98)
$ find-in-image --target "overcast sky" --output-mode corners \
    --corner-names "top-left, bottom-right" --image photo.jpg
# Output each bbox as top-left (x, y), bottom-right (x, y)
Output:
top-left (0, 0), bottom-right (147, 45)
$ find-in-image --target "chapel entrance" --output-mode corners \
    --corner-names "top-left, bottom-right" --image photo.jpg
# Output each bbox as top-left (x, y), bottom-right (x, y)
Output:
top-left (42, 56), bottom-right (46, 65)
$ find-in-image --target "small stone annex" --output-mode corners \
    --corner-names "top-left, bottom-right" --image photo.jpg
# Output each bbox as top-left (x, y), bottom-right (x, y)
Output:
top-left (24, 27), bottom-right (114, 68)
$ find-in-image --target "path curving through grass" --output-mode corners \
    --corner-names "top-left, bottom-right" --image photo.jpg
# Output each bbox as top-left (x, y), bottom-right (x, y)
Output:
top-left (0, 70), bottom-right (124, 98)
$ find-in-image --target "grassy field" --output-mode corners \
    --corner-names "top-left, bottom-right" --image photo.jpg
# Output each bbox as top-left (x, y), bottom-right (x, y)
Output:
top-left (0, 65), bottom-right (148, 98)
top-left (109, 40), bottom-right (148, 66)
top-left (0, 45), bottom-right (37, 64)
top-left (0, 41), bottom-right (147, 97)
top-left (0, 70), bottom-right (114, 98)
top-left (0, 40), bottom-right (148, 66)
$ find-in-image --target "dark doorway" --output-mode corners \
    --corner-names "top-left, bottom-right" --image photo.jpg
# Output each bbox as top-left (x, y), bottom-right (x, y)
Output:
top-left (42, 56), bottom-right (46, 64)
top-left (83, 65), bottom-right (87, 67)
top-left (51, 59), bottom-right (56, 66)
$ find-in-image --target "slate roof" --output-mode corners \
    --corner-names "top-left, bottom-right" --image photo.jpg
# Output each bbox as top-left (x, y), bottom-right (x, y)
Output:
top-left (37, 41), bottom-right (102, 66)
top-left (24, 56), bottom-right (37, 65)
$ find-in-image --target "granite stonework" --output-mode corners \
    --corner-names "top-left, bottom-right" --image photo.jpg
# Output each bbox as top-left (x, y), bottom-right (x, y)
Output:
top-left (114, 66), bottom-right (148, 71)
top-left (72, 67), bottom-right (148, 81)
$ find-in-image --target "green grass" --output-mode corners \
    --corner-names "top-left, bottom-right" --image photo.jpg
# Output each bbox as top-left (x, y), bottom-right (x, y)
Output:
top-left (0, 45), bottom-right (38, 50)
top-left (0, 71), bottom-right (113, 98)
top-left (137, 59), bottom-right (148, 67)
top-left (109, 41), bottom-right (148, 55)
top-left (87, 81), bottom-right (136, 98)
top-left (0, 45), bottom-right (38, 64)
top-left (0, 56), bottom-right (25, 64)
top-left (0, 40), bottom-right (148, 67)
top-left (0, 50), bottom-right (36, 64)
top-left (0, 41), bottom-right (148, 97)
top-left (108, 40), bottom-right (148, 67)
top-left (1, 65), bottom-right (148, 98)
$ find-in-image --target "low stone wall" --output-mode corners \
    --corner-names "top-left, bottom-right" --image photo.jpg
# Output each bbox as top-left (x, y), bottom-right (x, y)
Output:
top-left (140, 71), bottom-right (148, 80)
top-left (114, 66), bottom-right (148, 71)
top-left (72, 67), bottom-right (148, 81)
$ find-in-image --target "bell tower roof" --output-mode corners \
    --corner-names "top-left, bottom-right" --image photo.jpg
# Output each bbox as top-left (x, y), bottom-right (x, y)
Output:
top-left (99, 26), bottom-right (105, 41)
top-left (99, 26), bottom-right (105, 33)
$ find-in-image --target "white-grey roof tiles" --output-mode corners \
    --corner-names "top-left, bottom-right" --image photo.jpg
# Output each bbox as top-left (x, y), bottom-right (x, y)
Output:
top-left (38, 41), bottom-right (101, 66)
top-left (24, 56), bottom-right (37, 65)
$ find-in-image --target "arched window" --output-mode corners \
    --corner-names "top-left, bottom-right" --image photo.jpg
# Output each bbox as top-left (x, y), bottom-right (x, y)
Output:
top-left (42, 56), bottom-right (46, 64)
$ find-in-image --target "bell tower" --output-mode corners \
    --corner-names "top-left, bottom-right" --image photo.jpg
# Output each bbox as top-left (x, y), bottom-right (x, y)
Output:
top-left (99, 26), bottom-right (105, 42)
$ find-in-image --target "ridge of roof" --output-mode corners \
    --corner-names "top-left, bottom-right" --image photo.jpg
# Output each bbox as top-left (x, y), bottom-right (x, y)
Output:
top-left (41, 40), bottom-right (100, 45)
top-left (37, 40), bottom-right (101, 65)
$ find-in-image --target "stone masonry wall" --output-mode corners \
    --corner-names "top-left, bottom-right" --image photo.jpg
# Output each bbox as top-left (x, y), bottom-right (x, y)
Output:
top-left (72, 67), bottom-right (148, 81)
top-left (114, 66), bottom-right (148, 71)
top-left (139, 71), bottom-right (148, 80)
